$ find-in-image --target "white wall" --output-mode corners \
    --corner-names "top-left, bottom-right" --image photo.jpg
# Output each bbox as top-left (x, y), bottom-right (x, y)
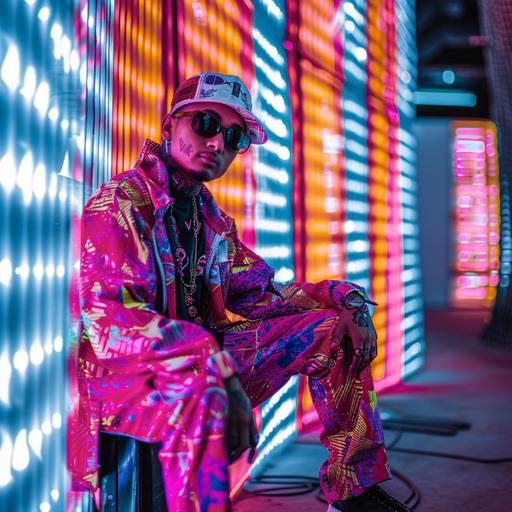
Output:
top-left (414, 118), bottom-right (453, 308)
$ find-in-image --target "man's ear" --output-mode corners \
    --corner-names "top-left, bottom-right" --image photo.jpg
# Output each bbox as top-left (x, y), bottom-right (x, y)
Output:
top-left (161, 113), bottom-right (174, 140)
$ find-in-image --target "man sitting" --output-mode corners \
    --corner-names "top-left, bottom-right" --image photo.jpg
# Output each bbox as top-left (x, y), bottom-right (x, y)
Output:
top-left (68, 72), bottom-right (411, 512)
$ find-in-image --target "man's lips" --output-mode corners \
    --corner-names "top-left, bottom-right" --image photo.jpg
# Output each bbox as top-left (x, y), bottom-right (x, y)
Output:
top-left (198, 153), bottom-right (219, 166)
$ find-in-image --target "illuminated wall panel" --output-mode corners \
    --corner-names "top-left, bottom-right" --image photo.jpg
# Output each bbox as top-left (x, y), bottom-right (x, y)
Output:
top-left (111, 0), bottom-right (167, 176)
top-left (396, 0), bottom-right (425, 377)
top-left (177, 0), bottom-right (298, 485)
top-left (252, 0), bottom-right (295, 283)
top-left (297, 0), bottom-right (346, 284)
top-left (177, 0), bottom-right (256, 241)
top-left (0, 1), bottom-right (84, 511)
top-left (248, 0), bottom-right (299, 478)
top-left (451, 121), bottom-right (500, 306)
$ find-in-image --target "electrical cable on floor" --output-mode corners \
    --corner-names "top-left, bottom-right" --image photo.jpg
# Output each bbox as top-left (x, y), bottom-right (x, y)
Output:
top-left (242, 475), bottom-right (320, 497)
top-left (240, 430), bottom-right (421, 509)
top-left (387, 446), bottom-right (512, 463)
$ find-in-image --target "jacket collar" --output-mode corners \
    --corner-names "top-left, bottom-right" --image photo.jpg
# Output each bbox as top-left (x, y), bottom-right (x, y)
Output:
top-left (133, 139), bottom-right (235, 237)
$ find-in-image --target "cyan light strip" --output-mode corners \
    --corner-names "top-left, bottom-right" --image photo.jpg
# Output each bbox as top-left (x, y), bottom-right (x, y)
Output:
top-left (0, 1), bottom-right (83, 510)
top-left (413, 89), bottom-right (477, 107)
top-left (252, 0), bottom-right (295, 285)
top-left (342, 0), bottom-right (370, 293)
top-left (396, 0), bottom-right (425, 378)
top-left (249, 0), bottom-right (298, 475)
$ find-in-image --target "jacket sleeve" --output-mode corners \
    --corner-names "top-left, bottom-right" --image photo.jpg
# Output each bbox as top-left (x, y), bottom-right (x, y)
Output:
top-left (80, 183), bottom-right (238, 380)
top-left (225, 227), bottom-right (370, 320)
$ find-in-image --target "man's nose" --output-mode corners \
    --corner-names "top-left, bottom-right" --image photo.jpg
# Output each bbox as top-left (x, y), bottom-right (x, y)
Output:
top-left (206, 131), bottom-right (224, 152)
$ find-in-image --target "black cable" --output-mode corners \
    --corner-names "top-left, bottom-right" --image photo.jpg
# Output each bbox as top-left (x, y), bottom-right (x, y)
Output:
top-left (391, 467), bottom-right (422, 510)
top-left (313, 467), bottom-right (420, 510)
top-left (388, 446), bottom-right (512, 463)
top-left (242, 475), bottom-right (320, 497)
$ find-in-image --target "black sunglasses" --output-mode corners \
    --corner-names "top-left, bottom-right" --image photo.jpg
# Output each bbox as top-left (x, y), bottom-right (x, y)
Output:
top-left (173, 110), bottom-right (251, 154)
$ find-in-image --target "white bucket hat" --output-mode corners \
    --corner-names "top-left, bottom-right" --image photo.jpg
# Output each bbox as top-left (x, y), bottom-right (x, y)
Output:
top-left (170, 72), bottom-right (268, 144)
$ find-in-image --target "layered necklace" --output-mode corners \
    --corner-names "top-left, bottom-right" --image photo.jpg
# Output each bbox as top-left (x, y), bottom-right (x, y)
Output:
top-left (167, 196), bottom-right (206, 325)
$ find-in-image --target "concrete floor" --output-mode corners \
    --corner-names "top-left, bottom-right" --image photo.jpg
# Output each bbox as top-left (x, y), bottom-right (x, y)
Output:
top-left (233, 309), bottom-right (512, 512)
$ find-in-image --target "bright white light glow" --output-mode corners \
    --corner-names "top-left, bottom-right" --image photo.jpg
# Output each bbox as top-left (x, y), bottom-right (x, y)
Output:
top-left (347, 240), bottom-right (369, 253)
top-left (20, 66), bottom-right (37, 101)
top-left (28, 429), bottom-right (43, 458)
top-left (13, 350), bottom-right (29, 373)
top-left (33, 164), bottom-right (47, 199)
top-left (274, 267), bottom-right (294, 283)
top-left (50, 22), bottom-right (63, 41)
top-left (253, 162), bottom-right (289, 184)
top-left (0, 258), bottom-right (12, 287)
top-left (18, 152), bottom-right (34, 204)
top-left (34, 81), bottom-right (50, 115)
top-left (38, 7), bottom-right (51, 22)
top-left (252, 28), bottom-right (284, 66)
top-left (277, 145), bottom-right (290, 160)
top-left (48, 107), bottom-right (59, 121)
top-left (258, 398), bottom-right (296, 445)
top-left (44, 339), bottom-right (53, 355)
top-left (70, 49), bottom-right (80, 72)
top-left (45, 264), bottom-right (55, 278)
top-left (261, 376), bottom-right (297, 418)
top-left (15, 263), bottom-right (30, 280)
top-left (345, 19), bottom-right (355, 33)
top-left (12, 430), bottom-right (29, 471)
top-left (0, 152), bottom-right (17, 192)
top-left (51, 489), bottom-right (60, 501)
top-left (0, 352), bottom-right (12, 405)
top-left (56, 264), bottom-right (65, 278)
top-left (30, 340), bottom-right (45, 366)
top-left (354, 47), bottom-right (367, 62)
top-left (255, 246), bottom-right (291, 259)
top-left (48, 173), bottom-right (58, 200)
top-left (40, 502), bottom-right (51, 512)
top-left (60, 119), bottom-right (69, 131)
top-left (41, 421), bottom-right (52, 435)
top-left (255, 219), bottom-right (290, 233)
top-left (54, 336), bottom-right (63, 352)
top-left (259, 0), bottom-right (283, 21)
top-left (33, 263), bottom-right (44, 281)
top-left (254, 56), bottom-right (286, 89)
top-left (1, 44), bottom-right (20, 91)
top-left (256, 191), bottom-right (287, 207)
top-left (0, 431), bottom-right (13, 486)
top-left (52, 413), bottom-right (62, 429)
top-left (346, 259), bottom-right (370, 274)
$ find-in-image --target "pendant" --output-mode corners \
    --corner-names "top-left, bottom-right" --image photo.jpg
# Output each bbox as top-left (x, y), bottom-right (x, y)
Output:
top-left (187, 305), bottom-right (198, 317)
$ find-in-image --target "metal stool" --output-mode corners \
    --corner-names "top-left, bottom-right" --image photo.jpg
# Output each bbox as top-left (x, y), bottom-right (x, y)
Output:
top-left (92, 432), bottom-right (168, 511)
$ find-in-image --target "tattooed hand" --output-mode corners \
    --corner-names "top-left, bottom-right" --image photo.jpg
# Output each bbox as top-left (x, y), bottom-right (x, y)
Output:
top-left (331, 292), bottom-right (378, 377)
top-left (224, 376), bottom-right (258, 463)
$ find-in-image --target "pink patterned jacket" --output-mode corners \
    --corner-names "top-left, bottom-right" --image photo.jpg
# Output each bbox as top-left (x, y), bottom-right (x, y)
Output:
top-left (67, 139), bottom-right (366, 493)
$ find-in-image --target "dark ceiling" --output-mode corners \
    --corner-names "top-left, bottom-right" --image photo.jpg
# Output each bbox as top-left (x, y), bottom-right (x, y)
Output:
top-left (415, 0), bottom-right (489, 117)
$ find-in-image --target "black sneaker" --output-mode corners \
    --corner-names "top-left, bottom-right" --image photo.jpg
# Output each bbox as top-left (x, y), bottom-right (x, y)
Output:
top-left (329, 485), bottom-right (412, 512)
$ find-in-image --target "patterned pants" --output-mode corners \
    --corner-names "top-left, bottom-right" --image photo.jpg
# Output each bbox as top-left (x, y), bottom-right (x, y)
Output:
top-left (101, 308), bottom-right (390, 511)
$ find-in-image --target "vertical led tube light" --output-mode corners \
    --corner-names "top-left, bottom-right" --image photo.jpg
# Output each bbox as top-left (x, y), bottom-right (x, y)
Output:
top-left (252, 0), bottom-right (294, 284)
top-left (396, 0), bottom-right (425, 377)
top-left (365, 0), bottom-right (405, 387)
top-left (247, 0), bottom-right (298, 478)
top-left (0, 1), bottom-right (84, 511)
